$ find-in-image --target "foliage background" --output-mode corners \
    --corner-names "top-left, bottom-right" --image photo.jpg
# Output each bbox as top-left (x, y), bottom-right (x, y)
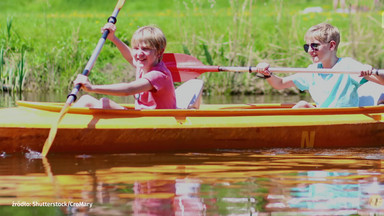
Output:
top-left (0, 0), bottom-right (383, 95)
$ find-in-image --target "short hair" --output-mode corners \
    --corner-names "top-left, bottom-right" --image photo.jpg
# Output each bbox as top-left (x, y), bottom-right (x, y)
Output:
top-left (304, 23), bottom-right (340, 50)
top-left (131, 26), bottom-right (167, 56)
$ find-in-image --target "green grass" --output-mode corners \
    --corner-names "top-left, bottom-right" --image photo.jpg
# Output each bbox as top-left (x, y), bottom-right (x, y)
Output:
top-left (0, 0), bottom-right (383, 95)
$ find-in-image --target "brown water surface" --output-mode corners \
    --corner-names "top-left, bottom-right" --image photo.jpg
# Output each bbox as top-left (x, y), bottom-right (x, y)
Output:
top-left (0, 149), bottom-right (384, 215)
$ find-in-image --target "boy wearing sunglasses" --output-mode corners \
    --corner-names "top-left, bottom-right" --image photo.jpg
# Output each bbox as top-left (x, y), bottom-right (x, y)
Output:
top-left (255, 23), bottom-right (384, 108)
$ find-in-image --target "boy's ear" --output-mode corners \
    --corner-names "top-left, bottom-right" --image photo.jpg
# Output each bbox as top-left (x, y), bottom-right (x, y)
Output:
top-left (158, 48), bottom-right (165, 58)
top-left (329, 40), bottom-right (337, 51)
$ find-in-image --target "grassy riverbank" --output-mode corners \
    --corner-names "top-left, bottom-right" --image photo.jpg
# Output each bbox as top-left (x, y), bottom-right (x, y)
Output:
top-left (1, 0), bottom-right (383, 95)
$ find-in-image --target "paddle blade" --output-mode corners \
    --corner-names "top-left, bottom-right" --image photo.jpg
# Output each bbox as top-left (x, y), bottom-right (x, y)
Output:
top-left (41, 103), bottom-right (70, 157)
top-left (163, 53), bottom-right (219, 82)
top-left (116, 0), bottom-right (126, 9)
top-left (41, 124), bottom-right (58, 157)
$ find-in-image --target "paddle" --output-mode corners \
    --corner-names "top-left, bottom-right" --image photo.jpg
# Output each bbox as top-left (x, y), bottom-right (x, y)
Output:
top-left (163, 53), bottom-right (384, 82)
top-left (41, 0), bottom-right (126, 157)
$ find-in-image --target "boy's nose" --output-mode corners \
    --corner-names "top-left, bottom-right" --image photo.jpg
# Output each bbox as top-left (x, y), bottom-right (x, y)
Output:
top-left (137, 49), bottom-right (145, 56)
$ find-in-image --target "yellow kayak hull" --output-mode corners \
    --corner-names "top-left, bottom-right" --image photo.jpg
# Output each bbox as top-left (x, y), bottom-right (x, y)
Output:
top-left (0, 101), bottom-right (383, 154)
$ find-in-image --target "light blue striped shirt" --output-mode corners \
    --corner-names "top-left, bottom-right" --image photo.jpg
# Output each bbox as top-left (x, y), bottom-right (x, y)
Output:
top-left (288, 58), bottom-right (367, 107)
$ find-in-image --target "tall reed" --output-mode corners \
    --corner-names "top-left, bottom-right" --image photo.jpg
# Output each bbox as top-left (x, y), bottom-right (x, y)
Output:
top-left (0, 16), bottom-right (27, 92)
top-left (6, 17), bottom-right (12, 41)
top-left (16, 47), bottom-right (26, 92)
top-left (0, 47), bottom-right (3, 91)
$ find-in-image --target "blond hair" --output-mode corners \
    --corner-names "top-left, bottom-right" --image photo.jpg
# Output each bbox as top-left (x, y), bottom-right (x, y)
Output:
top-left (304, 23), bottom-right (340, 50)
top-left (131, 26), bottom-right (167, 57)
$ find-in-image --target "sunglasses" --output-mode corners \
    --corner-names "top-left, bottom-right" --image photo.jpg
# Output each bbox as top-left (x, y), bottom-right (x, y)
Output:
top-left (303, 43), bottom-right (321, 52)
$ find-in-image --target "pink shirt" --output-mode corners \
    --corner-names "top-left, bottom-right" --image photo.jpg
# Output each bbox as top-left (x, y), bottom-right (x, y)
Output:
top-left (135, 61), bottom-right (176, 109)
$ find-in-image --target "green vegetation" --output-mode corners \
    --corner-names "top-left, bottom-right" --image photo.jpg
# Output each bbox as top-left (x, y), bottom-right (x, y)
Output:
top-left (0, 0), bottom-right (383, 95)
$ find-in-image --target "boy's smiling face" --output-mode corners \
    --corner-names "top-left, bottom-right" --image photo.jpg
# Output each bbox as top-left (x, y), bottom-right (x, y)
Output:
top-left (305, 38), bottom-right (332, 64)
top-left (303, 23), bottom-right (340, 68)
top-left (132, 42), bottom-right (160, 71)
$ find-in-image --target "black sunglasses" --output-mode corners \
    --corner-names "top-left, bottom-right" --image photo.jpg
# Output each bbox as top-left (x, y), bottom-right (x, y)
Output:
top-left (303, 43), bottom-right (321, 52)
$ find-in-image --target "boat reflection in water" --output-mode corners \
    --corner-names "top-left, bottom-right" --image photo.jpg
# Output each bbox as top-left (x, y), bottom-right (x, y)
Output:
top-left (0, 148), bottom-right (384, 215)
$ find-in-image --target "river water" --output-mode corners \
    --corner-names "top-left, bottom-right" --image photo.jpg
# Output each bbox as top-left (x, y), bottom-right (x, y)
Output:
top-left (1, 92), bottom-right (384, 215)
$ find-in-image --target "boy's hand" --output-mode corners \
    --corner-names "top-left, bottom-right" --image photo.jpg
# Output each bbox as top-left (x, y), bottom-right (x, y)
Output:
top-left (101, 23), bottom-right (117, 41)
top-left (255, 62), bottom-right (272, 78)
top-left (73, 74), bottom-right (93, 92)
top-left (360, 64), bottom-right (373, 77)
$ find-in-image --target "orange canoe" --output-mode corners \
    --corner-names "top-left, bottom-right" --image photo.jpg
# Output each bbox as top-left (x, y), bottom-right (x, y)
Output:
top-left (0, 101), bottom-right (383, 154)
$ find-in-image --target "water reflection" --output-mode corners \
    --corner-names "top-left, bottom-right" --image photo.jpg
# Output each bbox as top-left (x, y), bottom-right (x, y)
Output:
top-left (1, 149), bottom-right (384, 215)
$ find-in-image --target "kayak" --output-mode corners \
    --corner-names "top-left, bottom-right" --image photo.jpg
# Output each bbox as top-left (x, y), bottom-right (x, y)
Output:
top-left (0, 101), bottom-right (384, 154)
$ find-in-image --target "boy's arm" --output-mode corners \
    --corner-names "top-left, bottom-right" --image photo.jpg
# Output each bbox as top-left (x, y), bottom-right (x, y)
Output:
top-left (359, 64), bottom-right (384, 86)
top-left (109, 36), bottom-right (134, 65)
top-left (255, 62), bottom-right (296, 90)
top-left (73, 74), bottom-right (153, 96)
top-left (86, 79), bottom-right (153, 96)
top-left (364, 74), bottom-right (384, 86)
top-left (266, 75), bottom-right (296, 90)
top-left (102, 23), bottom-right (134, 65)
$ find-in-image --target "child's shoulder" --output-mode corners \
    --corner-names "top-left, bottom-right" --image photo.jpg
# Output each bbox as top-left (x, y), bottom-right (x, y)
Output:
top-left (339, 57), bottom-right (359, 63)
top-left (336, 57), bottom-right (364, 69)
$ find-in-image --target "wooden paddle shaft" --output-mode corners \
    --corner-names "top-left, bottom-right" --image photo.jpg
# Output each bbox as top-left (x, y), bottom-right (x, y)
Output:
top-left (218, 66), bottom-right (384, 75)
top-left (163, 54), bottom-right (384, 81)
top-left (175, 65), bottom-right (384, 75)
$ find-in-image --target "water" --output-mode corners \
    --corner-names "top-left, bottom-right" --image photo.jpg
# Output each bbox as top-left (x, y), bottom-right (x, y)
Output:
top-left (1, 92), bottom-right (384, 215)
top-left (1, 150), bottom-right (384, 215)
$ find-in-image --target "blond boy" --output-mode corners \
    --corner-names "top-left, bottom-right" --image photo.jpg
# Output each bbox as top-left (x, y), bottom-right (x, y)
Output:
top-left (256, 23), bottom-right (384, 108)
top-left (73, 24), bottom-right (176, 109)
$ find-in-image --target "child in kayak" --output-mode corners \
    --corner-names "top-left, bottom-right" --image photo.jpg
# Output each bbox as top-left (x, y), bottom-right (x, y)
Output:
top-left (73, 24), bottom-right (176, 109)
top-left (254, 23), bottom-right (384, 108)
